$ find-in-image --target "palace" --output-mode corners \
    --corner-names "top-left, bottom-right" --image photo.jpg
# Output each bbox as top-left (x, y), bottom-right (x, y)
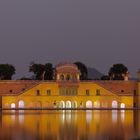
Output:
top-left (0, 63), bottom-right (140, 109)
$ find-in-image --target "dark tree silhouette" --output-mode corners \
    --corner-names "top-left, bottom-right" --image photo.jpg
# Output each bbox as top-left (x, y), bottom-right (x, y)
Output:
top-left (29, 63), bottom-right (45, 80)
top-left (44, 63), bottom-right (54, 80)
top-left (20, 77), bottom-right (32, 80)
top-left (101, 75), bottom-right (110, 80)
top-left (29, 62), bottom-right (54, 80)
top-left (0, 64), bottom-right (16, 80)
top-left (74, 62), bottom-right (88, 80)
top-left (109, 64), bottom-right (128, 80)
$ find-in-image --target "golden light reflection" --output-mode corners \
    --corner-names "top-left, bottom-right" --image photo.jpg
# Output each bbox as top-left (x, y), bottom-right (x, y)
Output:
top-left (112, 110), bottom-right (118, 123)
top-left (0, 110), bottom-right (139, 140)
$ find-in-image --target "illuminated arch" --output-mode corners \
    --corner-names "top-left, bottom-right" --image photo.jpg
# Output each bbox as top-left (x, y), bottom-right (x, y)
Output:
top-left (18, 100), bottom-right (25, 108)
top-left (66, 101), bottom-right (71, 109)
top-left (11, 103), bottom-right (16, 109)
top-left (73, 75), bottom-right (77, 80)
top-left (112, 100), bottom-right (118, 108)
top-left (66, 75), bottom-right (71, 80)
top-left (86, 100), bottom-right (92, 108)
top-left (60, 75), bottom-right (64, 80)
top-left (59, 101), bottom-right (65, 109)
top-left (120, 103), bottom-right (125, 108)
top-left (72, 101), bottom-right (77, 108)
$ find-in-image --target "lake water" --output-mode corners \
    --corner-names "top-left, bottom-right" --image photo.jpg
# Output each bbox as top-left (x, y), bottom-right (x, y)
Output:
top-left (0, 110), bottom-right (140, 140)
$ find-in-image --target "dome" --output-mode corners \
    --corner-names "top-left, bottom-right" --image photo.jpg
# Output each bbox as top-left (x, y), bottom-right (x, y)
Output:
top-left (56, 63), bottom-right (80, 74)
top-left (56, 63), bottom-right (80, 81)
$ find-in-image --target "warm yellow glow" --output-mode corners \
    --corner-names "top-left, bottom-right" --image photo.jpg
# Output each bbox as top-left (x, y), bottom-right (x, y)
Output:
top-left (0, 110), bottom-right (137, 140)
top-left (1, 81), bottom-right (136, 109)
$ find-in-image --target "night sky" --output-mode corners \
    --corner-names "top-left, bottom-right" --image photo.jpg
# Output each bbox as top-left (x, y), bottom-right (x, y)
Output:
top-left (0, 0), bottom-right (140, 79)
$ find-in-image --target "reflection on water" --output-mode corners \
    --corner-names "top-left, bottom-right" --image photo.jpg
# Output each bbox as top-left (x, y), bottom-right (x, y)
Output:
top-left (0, 110), bottom-right (140, 140)
top-left (112, 110), bottom-right (118, 123)
top-left (86, 110), bottom-right (92, 124)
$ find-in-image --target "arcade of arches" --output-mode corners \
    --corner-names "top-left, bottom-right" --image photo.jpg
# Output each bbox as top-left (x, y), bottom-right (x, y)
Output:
top-left (6, 100), bottom-right (126, 109)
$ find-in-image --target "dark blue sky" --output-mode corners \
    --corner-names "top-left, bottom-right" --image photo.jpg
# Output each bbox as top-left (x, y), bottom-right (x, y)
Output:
top-left (0, 0), bottom-right (140, 79)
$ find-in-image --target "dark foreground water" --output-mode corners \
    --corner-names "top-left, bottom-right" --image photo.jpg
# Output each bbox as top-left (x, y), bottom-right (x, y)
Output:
top-left (0, 110), bottom-right (140, 140)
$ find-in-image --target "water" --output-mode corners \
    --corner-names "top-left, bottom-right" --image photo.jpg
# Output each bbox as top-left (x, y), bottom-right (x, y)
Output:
top-left (0, 110), bottom-right (140, 140)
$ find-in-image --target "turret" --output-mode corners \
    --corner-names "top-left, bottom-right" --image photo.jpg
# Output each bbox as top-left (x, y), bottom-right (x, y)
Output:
top-left (55, 62), bottom-right (80, 81)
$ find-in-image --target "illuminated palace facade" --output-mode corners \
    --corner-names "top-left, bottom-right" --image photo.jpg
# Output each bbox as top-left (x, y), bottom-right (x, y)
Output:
top-left (0, 63), bottom-right (140, 109)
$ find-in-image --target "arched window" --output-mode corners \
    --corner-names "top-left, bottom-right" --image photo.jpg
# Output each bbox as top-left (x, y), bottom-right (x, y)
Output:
top-left (73, 75), bottom-right (77, 81)
top-left (59, 101), bottom-right (65, 109)
top-left (112, 100), bottom-right (118, 108)
top-left (66, 101), bottom-right (71, 108)
top-left (60, 75), bottom-right (64, 80)
top-left (72, 101), bottom-right (77, 108)
top-left (66, 75), bottom-right (71, 81)
top-left (120, 103), bottom-right (125, 108)
top-left (18, 100), bottom-right (25, 108)
top-left (86, 100), bottom-right (92, 108)
top-left (11, 103), bottom-right (16, 109)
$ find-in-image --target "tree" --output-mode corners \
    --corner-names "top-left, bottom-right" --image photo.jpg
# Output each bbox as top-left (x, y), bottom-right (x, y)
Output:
top-left (29, 63), bottom-right (45, 80)
top-left (29, 62), bottom-right (54, 80)
top-left (0, 64), bottom-right (16, 80)
top-left (109, 64), bottom-right (128, 80)
top-left (44, 63), bottom-right (54, 80)
top-left (74, 62), bottom-right (88, 80)
top-left (101, 75), bottom-right (110, 80)
top-left (20, 77), bottom-right (32, 80)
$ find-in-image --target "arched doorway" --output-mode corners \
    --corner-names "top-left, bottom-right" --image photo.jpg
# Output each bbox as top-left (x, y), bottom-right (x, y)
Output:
top-left (66, 75), bottom-right (71, 81)
top-left (18, 100), bottom-right (25, 108)
top-left (66, 101), bottom-right (71, 109)
top-left (112, 100), bottom-right (118, 108)
top-left (72, 101), bottom-right (77, 108)
top-left (94, 101), bottom-right (100, 108)
top-left (120, 103), bottom-right (125, 108)
top-left (11, 103), bottom-right (16, 109)
top-left (59, 101), bottom-right (65, 109)
top-left (86, 100), bottom-right (92, 108)
top-left (60, 75), bottom-right (64, 80)
top-left (73, 75), bottom-right (77, 81)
